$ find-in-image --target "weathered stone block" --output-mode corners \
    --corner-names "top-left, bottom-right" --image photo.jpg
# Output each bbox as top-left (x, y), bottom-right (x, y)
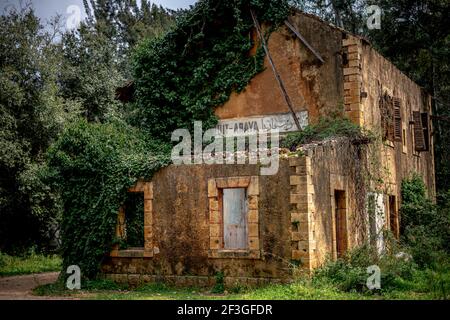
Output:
top-left (209, 210), bottom-right (221, 224)
top-left (343, 67), bottom-right (360, 76)
top-left (226, 177), bottom-right (241, 188)
top-left (209, 198), bottom-right (219, 211)
top-left (348, 59), bottom-right (360, 68)
top-left (144, 182), bottom-right (153, 200)
top-left (144, 226), bottom-right (153, 240)
top-left (347, 52), bottom-right (360, 60)
top-left (345, 88), bottom-right (360, 98)
top-left (290, 175), bottom-right (301, 186)
top-left (215, 178), bottom-right (226, 188)
top-left (144, 199), bottom-right (152, 214)
top-left (210, 237), bottom-right (221, 249)
top-left (143, 249), bottom-right (153, 258)
top-left (291, 212), bottom-right (309, 223)
top-left (344, 94), bottom-right (360, 104)
top-left (144, 212), bottom-right (152, 227)
top-left (247, 177), bottom-right (259, 195)
top-left (208, 179), bottom-right (217, 197)
top-left (248, 237), bottom-right (259, 250)
top-left (290, 193), bottom-right (314, 205)
top-left (238, 177), bottom-right (251, 186)
top-left (248, 196), bottom-right (258, 210)
top-left (344, 81), bottom-right (361, 91)
top-left (347, 74), bottom-right (362, 82)
top-left (209, 224), bottom-right (221, 237)
top-left (343, 38), bottom-right (359, 46)
top-left (128, 180), bottom-right (145, 193)
top-left (248, 223), bottom-right (259, 237)
top-left (289, 156), bottom-right (311, 167)
top-left (248, 209), bottom-right (259, 223)
top-left (292, 249), bottom-right (309, 260)
top-left (347, 44), bottom-right (361, 53)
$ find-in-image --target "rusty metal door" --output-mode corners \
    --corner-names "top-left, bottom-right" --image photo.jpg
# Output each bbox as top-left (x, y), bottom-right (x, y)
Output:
top-left (223, 188), bottom-right (248, 249)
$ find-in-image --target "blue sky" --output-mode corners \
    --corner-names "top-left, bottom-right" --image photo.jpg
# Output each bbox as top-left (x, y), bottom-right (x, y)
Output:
top-left (0, 0), bottom-right (197, 25)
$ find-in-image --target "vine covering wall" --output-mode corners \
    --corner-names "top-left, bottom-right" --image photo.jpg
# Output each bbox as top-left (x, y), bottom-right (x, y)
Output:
top-left (49, 0), bottom-right (295, 279)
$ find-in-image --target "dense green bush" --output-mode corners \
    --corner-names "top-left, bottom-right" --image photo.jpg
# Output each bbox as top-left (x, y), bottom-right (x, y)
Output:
top-left (312, 243), bottom-right (416, 293)
top-left (48, 119), bottom-right (171, 278)
top-left (400, 174), bottom-right (450, 268)
top-left (312, 175), bottom-right (450, 296)
top-left (132, 0), bottom-right (292, 141)
top-left (281, 116), bottom-right (372, 150)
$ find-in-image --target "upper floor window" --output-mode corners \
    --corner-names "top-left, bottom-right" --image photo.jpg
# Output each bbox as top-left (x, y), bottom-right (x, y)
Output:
top-left (379, 93), bottom-right (402, 143)
top-left (412, 111), bottom-right (430, 152)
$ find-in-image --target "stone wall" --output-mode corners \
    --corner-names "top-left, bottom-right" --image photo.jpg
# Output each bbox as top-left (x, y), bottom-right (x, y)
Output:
top-left (360, 40), bottom-right (435, 199)
top-left (102, 161), bottom-right (295, 286)
top-left (214, 11), bottom-right (345, 123)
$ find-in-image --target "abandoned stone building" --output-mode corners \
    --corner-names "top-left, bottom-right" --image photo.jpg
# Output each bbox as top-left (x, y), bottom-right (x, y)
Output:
top-left (101, 10), bottom-right (435, 287)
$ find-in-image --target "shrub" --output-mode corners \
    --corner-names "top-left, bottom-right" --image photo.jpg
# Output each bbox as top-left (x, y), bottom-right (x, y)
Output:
top-left (400, 174), bottom-right (450, 268)
top-left (312, 243), bottom-right (416, 293)
top-left (212, 271), bottom-right (225, 294)
top-left (281, 116), bottom-right (372, 150)
top-left (47, 119), bottom-right (171, 279)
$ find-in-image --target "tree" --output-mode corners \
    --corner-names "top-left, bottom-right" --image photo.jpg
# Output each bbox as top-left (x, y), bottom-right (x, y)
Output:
top-left (58, 1), bottom-right (176, 122)
top-left (0, 8), bottom-right (76, 252)
top-left (59, 25), bottom-right (124, 122)
top-left (83, 0), bottom-right (176, 76)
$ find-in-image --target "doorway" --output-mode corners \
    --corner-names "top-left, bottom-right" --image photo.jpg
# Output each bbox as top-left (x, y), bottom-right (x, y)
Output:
top-left (334, 190), bottom-right (348, 258)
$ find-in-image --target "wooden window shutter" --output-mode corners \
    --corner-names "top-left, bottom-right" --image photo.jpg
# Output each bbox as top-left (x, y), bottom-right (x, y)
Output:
top-left (379, 93), bottom-right (394, 141)
top-left (413, 111), bottom-right (426, 151)
top-left (421, 112), bottom-right (430, 151)
top-left (223, 188), bottom-right (248, 249)
top-left (393, 98), bottom-right (402, 142)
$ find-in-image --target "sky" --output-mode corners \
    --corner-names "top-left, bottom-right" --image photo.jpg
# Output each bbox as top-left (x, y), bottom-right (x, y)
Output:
top-left (0, 0), bottom-right (197, 27)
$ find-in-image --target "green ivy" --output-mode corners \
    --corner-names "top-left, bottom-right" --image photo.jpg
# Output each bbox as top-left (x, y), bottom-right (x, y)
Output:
top-left (131, 0), bottom-right (292, 141)
top-left (48, 119), bottom-right (171, 278)
top-left (49, 0), bottom-right (294, 278)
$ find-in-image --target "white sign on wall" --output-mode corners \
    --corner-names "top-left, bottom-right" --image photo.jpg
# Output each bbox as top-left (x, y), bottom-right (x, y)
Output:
top-left (216, 111), bottom-right (308, 137)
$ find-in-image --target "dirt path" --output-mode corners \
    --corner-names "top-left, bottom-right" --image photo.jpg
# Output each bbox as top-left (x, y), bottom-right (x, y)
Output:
top-left (0, 272), bottom-right (76, 300)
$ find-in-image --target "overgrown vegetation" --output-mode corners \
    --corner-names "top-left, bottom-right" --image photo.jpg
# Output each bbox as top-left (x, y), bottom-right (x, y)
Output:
top-left (131, 0), bottom-right (292, 141)
top-left (281, 115), bottom-right (373, 150)
top-left (47, 119), bottom-right (171, 278)
top-left (400, 175), bottom-right (450, 268)
top-left (1, 0), bottom-right (448, 295)
top-left (309, 175), bottom-right (450, 299)
top-left (0, 251), bottom-right (61, 276)
top-left (47, 0), bottom-right (297, 279)
top-left (212, 271), bottom-right (225, 294)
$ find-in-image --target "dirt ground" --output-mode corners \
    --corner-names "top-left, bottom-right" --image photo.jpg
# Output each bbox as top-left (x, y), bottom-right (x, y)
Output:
top-left (0, 272), bottom-right (76, 300)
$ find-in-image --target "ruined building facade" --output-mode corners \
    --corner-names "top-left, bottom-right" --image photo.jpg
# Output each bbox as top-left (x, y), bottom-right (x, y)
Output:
top-left (101, 11), bottom-right (435, 287)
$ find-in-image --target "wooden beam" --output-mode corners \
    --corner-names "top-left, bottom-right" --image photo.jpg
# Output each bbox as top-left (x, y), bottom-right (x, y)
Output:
top-left (284, 20), bottom-right (324, 64)
top-left (250, 9), bottom-right (301, 130)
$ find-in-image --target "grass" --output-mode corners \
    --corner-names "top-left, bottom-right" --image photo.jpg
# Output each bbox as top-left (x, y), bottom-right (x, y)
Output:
top-left (0, 252), bottom-right (61, 276)
top-left (31, 275), bottom-right (439, 300)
